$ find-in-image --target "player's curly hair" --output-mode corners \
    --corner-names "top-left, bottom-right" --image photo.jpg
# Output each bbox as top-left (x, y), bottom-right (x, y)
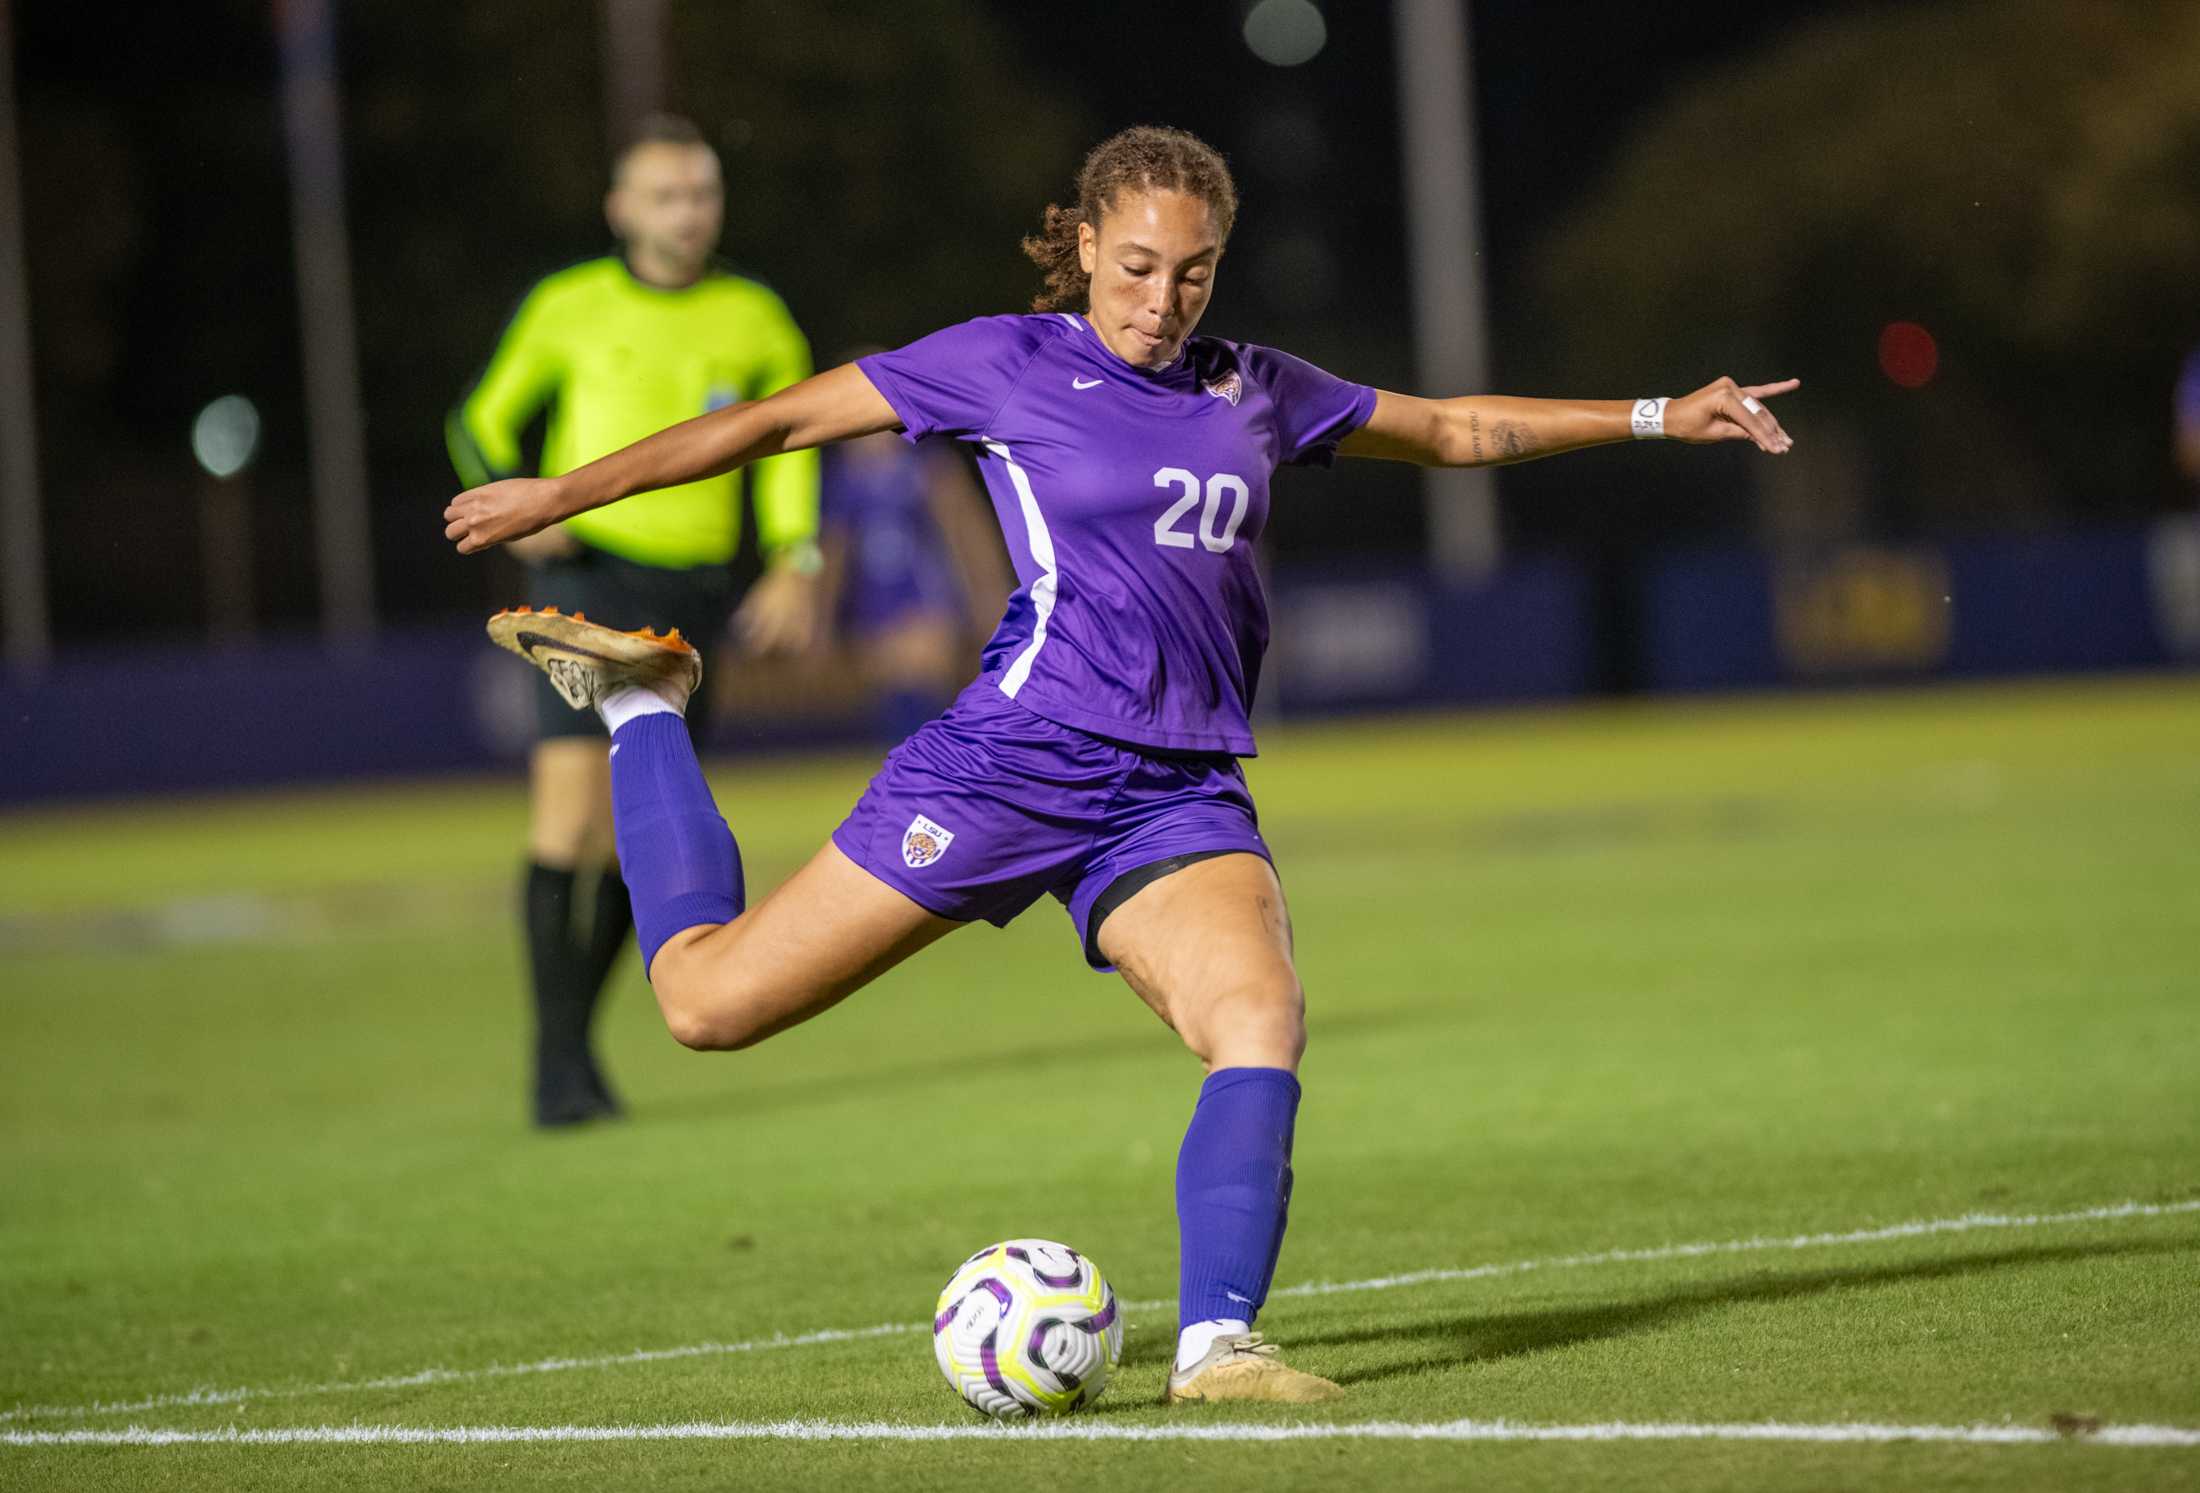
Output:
top-left (1021, 127), bottom-right (1239, 313)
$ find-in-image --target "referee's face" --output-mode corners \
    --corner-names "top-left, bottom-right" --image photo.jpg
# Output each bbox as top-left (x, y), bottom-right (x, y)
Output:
top-left (608, 142), bottom-right (725, 283)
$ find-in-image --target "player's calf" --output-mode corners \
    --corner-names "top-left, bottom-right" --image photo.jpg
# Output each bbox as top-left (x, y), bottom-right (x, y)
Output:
top-left (490, 606), bottom-right (747, 1027)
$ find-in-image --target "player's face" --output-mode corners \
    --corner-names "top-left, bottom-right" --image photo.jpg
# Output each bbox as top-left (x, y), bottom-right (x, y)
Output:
top-left (607, 142), bottom-right (724, 277)
top-left (1078, 189), bottom-right (1221, 369)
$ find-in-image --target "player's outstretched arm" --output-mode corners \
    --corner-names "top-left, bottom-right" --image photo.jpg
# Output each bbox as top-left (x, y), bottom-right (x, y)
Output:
top-left (1337, 376), bottom-right (1798, 468)
top-left (443, 363), bottom-right (901, 554)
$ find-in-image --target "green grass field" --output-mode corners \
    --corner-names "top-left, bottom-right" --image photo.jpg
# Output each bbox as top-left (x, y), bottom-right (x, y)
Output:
top-left (3, 677), bottom-right (2196, 1490)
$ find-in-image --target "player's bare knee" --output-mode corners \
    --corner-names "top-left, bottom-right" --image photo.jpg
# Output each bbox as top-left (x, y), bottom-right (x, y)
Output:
top-left (656, 954), bottom-right (816, 1054)
top-left (647, 932), bottom-right (747, 1050)
top-left (649, 968), bottom-right (723, 1051)
top-left (1183, 975), bottom-right (1305, 1070)
top-left (658, 989), bottom-right (769, 1052)
top-left (658, 1000), bottom-right (720, 1051)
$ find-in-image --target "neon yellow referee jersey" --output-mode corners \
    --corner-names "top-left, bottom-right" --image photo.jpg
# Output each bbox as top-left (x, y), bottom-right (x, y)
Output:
top-left (447, 257), bottom-right (818, 569)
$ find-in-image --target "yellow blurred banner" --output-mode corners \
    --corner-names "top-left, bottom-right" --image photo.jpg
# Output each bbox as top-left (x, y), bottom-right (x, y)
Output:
top-left (1775, 549), bottom-right (1951, 675)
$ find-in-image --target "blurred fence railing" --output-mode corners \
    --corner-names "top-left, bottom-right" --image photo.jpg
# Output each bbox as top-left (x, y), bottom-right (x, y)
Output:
top-left (3, 520), bottom-right (2195, 806)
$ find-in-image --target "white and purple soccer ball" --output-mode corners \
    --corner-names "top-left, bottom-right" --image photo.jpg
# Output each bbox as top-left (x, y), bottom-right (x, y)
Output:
top-left (932, 1239), bottom-right (1124, 1418)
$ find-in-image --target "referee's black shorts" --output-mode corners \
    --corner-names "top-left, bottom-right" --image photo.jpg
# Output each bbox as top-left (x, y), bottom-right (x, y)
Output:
top-left (525, 544), bottom-right (735, 744)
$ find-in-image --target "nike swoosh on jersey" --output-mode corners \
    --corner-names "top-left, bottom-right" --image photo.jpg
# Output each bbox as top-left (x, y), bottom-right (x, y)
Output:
top-left (1071, 377), bottom-right (1102, 390)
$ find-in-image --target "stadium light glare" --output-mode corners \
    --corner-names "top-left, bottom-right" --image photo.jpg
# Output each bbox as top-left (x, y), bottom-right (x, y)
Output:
top-left (1243, 0), bottom-right (1327, 67)
top-left (191, 394), bottom-right (262, 480)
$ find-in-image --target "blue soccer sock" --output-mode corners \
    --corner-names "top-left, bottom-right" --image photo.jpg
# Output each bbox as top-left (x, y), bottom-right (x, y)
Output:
top-left (609, 712), bottom-right (744, 973)
top-left (1175, 1066), bottom-right (1300, 1369)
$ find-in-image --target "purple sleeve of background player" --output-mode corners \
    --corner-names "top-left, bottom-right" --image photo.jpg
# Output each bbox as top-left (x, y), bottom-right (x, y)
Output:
top-left (817, 447), bottom-right (852, 533)
top-left (2177, 348), bottom-right (2200, 427)
top-left (856, 315), bottom-right (1049, 443)
top-left (1243, 345), bottom-right (1379, 467)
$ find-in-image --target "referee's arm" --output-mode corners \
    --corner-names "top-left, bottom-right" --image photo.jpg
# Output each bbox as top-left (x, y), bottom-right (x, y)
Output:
top-left (744, 298), bottom-right (821, 564)
top-left (447, 286), bottom-right (563, 486)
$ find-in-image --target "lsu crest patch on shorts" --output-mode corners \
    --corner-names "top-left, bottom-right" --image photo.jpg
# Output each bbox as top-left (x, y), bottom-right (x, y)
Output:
top-left (902, 813), bottom-right (956, 869)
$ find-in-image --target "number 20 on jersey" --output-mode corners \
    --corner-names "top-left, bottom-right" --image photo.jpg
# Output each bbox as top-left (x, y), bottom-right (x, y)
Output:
top-left (1153, 468), bottom-right (1250, 554)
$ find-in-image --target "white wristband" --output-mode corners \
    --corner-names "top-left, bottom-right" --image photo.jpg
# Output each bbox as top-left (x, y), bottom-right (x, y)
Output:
top-left (1631, 397), bottom-right (1670, 440)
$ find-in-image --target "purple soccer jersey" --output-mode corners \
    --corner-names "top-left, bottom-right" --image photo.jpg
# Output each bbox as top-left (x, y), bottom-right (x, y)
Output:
top-left (857, 314), bottom-right (1375, 755)
top-left (820, 442), bottom-right (961, 634)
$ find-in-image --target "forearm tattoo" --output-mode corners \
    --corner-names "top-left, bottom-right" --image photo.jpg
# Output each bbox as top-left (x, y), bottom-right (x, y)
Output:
top-left (1460, 409), bottom-right (1541, 465)
top-left (1492, 420), bottom-right (1536, 461)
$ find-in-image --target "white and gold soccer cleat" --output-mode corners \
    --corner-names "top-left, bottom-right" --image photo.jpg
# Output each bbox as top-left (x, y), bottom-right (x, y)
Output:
top-left (486, 607), bottom-right (702, 713)
top-left (1164, 1331), bottom-right (1343, 1405)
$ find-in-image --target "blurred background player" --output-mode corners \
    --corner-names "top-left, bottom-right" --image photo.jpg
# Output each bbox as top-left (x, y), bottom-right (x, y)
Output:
top-left (2176, 347), bottom-right (2200, 500)
top-left (816, 383), bottom-right (1013, 743)
top-left (446, 114), bottom-right (821, 1128)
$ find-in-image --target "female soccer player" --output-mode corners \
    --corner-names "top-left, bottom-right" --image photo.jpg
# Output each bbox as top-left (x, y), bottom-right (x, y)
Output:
top-left (445, 126), bottom-right (1796, 1405)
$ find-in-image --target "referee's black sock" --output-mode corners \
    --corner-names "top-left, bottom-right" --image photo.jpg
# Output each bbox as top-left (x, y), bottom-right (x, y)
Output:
top-left (523, 861), bottom-right (617, 1127)
top-left (576, 866), bottom-right (635, 1109)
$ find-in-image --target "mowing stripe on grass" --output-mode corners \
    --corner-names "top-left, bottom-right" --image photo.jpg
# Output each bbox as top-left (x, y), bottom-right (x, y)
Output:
top-left (7, 1197), bottom-right (2194, 1426)
top-left (7, 1419), bottom-right (2199, 1449)
top-left (0, 1324), bottom-right (920, 1425)
top-left (1258, 1198), bottom-right (2200, 1301)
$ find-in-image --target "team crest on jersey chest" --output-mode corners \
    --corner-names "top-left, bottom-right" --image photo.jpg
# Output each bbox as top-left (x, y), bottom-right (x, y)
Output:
top-left (902, 814), bottom-right (955, 869)
top-left (1203, 370), bottom-right (1243, 406)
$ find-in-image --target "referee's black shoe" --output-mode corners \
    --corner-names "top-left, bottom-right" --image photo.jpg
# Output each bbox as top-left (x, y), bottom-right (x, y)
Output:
top-left (534, 1056), bottom-right (623, 1129)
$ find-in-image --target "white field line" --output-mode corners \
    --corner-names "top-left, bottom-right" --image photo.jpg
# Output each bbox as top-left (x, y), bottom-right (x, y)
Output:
top-left (6, 1197), bottom-right (2194, 1427)
top-left (5, 1418), bottom-right (2199, 1449)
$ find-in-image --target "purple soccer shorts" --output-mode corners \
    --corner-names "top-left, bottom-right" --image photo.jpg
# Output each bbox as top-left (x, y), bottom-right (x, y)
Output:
top-left (831, 678), bottom-right (1272, 969)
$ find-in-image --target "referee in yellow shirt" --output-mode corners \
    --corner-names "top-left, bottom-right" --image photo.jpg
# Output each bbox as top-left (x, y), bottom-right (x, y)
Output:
top-left (448, 114), bottom-right (821, 1127)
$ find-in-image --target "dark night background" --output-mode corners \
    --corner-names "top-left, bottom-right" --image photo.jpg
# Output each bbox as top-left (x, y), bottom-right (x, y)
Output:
top-left (11, 0), bottom-right (2199, 653)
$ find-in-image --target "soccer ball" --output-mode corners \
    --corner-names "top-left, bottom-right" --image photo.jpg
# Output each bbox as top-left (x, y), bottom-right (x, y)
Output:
top-left (932, 1239), bottom-right (1124, 1418)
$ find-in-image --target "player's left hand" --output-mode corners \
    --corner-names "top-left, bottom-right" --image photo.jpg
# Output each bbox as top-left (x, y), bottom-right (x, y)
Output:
top-left (1666, 376), bottom-right (1799, 454)
top-left (736, 564), bottom-right (822, 655)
